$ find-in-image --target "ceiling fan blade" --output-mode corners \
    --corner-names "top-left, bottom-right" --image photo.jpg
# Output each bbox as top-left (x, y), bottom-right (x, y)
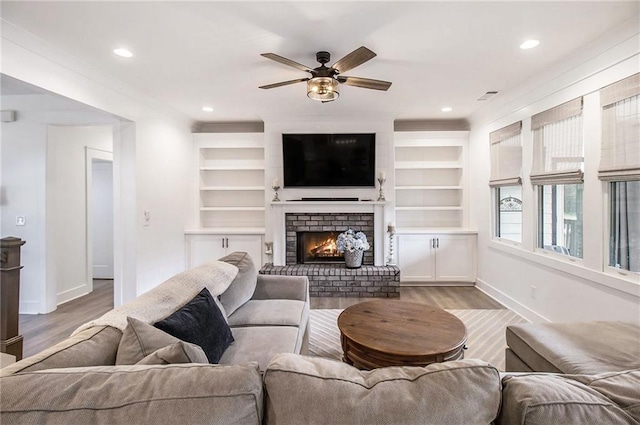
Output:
top-left (337, 76), bottom-right (392, 91)
top-left (259, 78), bottom-right (309, 90)
top-left (261, 53), bottom-right (313, 73)
top-left (332, 46), bottom-right (376, 74)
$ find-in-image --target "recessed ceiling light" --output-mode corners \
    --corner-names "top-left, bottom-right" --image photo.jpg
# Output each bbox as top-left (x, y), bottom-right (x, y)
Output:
top-left (441, 106), bottom-right (453, 112)
top-left (202, 106), bottom-right (214, 112)
top-left (520, 40), bottom-right (540, 50)
top-left (113, 48), bottom-right (133, 58)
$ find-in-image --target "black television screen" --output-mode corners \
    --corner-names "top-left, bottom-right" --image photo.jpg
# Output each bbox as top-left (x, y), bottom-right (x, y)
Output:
top-left (282, 133), bottom-right (376, 187)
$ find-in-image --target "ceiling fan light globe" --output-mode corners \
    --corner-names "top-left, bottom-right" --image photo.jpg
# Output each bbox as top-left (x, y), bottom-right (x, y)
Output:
top-left (307, 77), bottom-right (339, 102)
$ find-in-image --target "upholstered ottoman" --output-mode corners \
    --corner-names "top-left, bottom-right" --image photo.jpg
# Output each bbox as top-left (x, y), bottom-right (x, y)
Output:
top-left (505, 321), bottom-right (640, 374)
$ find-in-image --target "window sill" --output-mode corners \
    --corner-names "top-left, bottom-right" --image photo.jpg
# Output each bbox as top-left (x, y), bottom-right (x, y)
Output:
top-left (488, 240), bottom-right (640, 298)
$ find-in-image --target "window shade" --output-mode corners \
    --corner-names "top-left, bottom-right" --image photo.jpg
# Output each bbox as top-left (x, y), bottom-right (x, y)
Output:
top-left (530, 98), bottom-right (584, 185)
top-left (599, 73), bottom-right (640, 182)
top-left (489, 122), bottom-right (522, 187)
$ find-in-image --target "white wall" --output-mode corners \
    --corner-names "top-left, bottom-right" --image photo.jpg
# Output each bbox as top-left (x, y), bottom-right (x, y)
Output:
top-left (0, 96), bottom-right (48, 314)
top-left (0, 94), bottom-right (120, 313)
top-left (48, 126), bottom-right (112, 304)
top-left (2, 23), bottom-right (193, 309)
top-left (469, 20), bottom-right (640, 323)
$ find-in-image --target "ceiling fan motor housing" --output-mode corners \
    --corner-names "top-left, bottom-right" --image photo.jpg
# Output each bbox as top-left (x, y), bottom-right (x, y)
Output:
top-left (316, 51), bottom-right (331, 65)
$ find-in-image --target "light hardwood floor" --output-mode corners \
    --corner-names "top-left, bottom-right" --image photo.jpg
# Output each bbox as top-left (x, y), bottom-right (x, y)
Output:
top-left (19, 279), bottom-right (114, 358)
top-left (18, 281), bottom-right (503, 358)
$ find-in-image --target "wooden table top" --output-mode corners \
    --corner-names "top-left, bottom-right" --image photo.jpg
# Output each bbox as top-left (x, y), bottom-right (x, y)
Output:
top-left (337, 300), bottom-right (467, 358)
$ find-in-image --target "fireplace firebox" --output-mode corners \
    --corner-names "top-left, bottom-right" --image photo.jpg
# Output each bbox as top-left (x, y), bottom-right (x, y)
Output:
top-left (297, 232), bottom-right (343, 264)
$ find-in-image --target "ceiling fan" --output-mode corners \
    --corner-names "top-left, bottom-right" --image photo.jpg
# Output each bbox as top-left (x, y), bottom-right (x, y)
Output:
top-left (259, 46), bottom-right (392, 103)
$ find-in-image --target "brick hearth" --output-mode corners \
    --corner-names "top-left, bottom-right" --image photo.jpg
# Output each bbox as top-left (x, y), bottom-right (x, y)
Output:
top-left (259, 264), bottom-right (400, 298)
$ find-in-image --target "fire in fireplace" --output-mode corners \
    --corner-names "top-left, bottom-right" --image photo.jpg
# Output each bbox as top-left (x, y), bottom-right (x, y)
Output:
top-left (297, 232), bottom-right (344, 263)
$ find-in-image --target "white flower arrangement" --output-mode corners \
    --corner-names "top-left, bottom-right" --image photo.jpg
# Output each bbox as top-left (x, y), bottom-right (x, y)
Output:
top-left (336, 229), bottom-right (370, 253)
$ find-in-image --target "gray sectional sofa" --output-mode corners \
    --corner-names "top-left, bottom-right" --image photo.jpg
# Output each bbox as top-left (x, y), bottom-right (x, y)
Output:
top-left (1, 252), bottom-right (639, 424)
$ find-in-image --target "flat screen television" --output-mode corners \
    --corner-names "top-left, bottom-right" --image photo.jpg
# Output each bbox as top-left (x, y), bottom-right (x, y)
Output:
top-left (282, 133), bottom-right (376, 187)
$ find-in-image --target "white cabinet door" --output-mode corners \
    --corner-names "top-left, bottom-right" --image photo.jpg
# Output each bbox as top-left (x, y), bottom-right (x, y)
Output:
top-left (434, 235), bottom-right (476, 282)
top-left (186, 234), bottom-right (263, 269)
top-left (397, 234), bottom-right (436, 282)
top-left (187, 234), bottom-right (226, 268)
top-left (226, 234), bottom-right (263, 267)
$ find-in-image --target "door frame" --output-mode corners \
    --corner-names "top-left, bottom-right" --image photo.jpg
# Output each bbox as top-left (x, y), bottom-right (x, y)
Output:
top-left (85, 147), bottom-right (113, 294)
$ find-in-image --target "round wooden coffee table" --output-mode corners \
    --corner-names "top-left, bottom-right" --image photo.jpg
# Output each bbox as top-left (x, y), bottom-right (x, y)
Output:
top-left (337, 300), bottom-right (467, 370)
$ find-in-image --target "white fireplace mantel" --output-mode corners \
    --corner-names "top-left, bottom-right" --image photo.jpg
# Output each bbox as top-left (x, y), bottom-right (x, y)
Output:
top-left (270, 201), bottom-right (387, 266)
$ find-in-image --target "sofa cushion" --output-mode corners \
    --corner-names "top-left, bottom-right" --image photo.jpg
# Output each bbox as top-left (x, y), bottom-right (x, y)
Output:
top-left (116, 317), bottom-right (182, 365)
top-left (72, 260), bottom-right (239, 335)
top-left (227, 299), bottom-right (307, 328)
top-left (506, 322), bottom-right (640, 374)
top-left (499, 372), bottom-right (639, 425)
top-left (219, 252), bottom-right (258, 316)
top-left (0, 326), bottom-right (122, 377)
top-left (154, 288), bottom-right (234, 363)
top-left (219, 326), bottom-right (299, 371)
top-left (566, 369), bottom-right (640, 422)
top-left (263, 354), bottom-right (502, 425)
top-left (0, 363), bottom-right (263, 425)
top-left (136, 341), bottom-right (209, 365)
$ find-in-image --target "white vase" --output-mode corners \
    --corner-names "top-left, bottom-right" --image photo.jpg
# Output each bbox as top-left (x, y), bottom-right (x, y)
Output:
top-left (344, 250), bottom-right (364, 269)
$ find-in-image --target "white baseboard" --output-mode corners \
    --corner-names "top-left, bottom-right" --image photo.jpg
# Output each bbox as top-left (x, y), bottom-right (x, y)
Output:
top-left (19, 300), bottom-right (41, 315)
top-left (57, 284), bottom-right (90, 305)
top-left (400, 281), bottom-right (475, 287)
top-left (475, 278), bottom-right (550, 323)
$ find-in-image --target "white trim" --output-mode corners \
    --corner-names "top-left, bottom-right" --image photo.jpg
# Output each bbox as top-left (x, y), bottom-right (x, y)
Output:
top-left (400, 282), bottom-right (475, 287)
top-left (56, 284), bottom-right (90, 305)
top-left (475, 278), bottom-right (544, 323)
top-left (85, 148), bottom-right (113, 298)
top-left (17, 301), bottom-right (41, 316)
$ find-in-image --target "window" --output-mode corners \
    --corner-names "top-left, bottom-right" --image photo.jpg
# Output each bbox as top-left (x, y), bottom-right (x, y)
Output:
top-left (489, 121), bottom-right (522, 242)
top-left (531, 98), bottom-right (584, 259)
top-left (538, 184), bottom-right (583, 258)
top-left (599, 73), bottom-right (639, 274)
top-left (609, 181), bottom-right (640, 272)
top-left (497, 186), bottom-right (522, 242)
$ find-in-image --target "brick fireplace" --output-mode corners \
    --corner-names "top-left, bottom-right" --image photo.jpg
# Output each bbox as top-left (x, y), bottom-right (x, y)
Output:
top-left (285, 213), bottom-right (374, 266)
top-left (261, 201), bottom-right (400, 297)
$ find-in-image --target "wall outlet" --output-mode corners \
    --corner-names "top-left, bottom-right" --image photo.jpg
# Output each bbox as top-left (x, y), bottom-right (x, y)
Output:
top-left (16, 216), bottom-right (26, 226)
top-left (143, 210), bottom-right (150, 226)
top-left (530, 285), bottom-right (537, 299)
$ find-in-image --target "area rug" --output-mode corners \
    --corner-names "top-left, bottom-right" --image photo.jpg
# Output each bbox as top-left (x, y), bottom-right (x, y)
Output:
top-left (309, 308), bottom-right (528, 371)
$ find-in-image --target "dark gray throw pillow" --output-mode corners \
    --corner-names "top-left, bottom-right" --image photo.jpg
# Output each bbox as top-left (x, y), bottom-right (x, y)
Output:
top-left (153, 288), bottom-right (234, 363)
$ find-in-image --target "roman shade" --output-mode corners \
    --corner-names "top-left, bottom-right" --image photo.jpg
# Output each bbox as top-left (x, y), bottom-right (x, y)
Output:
top-left (530, 98), bottom-right (584, 185)
top-left (598, 73), bottom-right (640, 181)
top-left (489, 121), bottom-right (522, 187)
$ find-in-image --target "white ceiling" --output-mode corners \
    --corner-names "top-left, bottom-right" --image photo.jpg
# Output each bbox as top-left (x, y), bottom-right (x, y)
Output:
top-left (1, 1), bottom-right (638, 123)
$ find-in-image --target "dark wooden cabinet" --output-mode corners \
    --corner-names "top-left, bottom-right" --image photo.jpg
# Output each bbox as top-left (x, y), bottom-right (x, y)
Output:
top-left (1, 236), bottom-right (25, 360)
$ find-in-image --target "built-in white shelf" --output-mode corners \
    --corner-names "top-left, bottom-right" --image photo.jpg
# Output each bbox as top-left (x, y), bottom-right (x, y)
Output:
top-left (200, 162), bottom-right (264, 171)
top-left (394, 131), bottom-right (469, 229)
top-left (194, 133), bottom-right (266, 230)
top-left (200, 206), bottom-right (265, 212)
top-left (395, 161), bottom-right (461, 169)
top-left (396, 206), bottom-right (463, 211)
top-left (395, 186), bottom-right (463, 190)
top-left (185, 227), bottom-right (266, 235)
top-left (200, 186), bottom-right (265, 191)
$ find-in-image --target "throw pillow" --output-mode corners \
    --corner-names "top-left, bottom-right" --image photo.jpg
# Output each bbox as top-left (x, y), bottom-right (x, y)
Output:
top-left (135, 341), bottom-right (208, 365)
top-left (154, 288), bottom-right (234, 363)
top-left (115, 317), bottom-right (182, 365)
top-left (218, 252), bottom-right (258, 316)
